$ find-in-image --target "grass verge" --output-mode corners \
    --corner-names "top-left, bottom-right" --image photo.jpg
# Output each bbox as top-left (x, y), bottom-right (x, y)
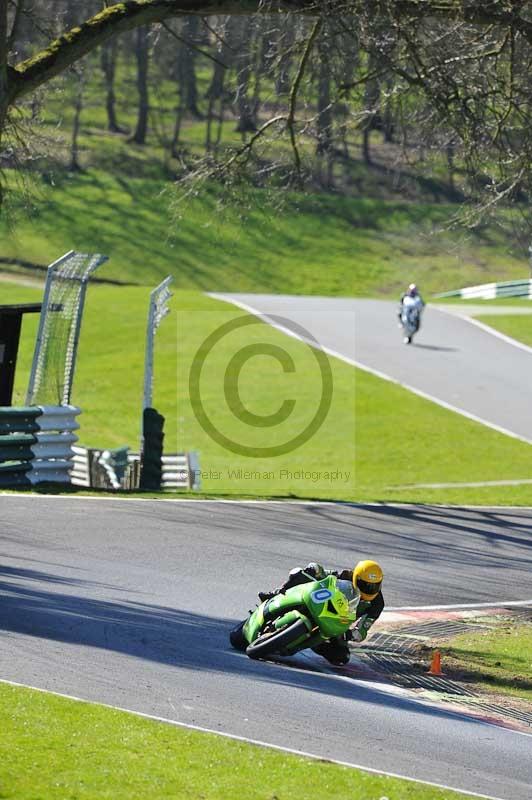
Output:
top-left (3, 280), bottom-right (532, 504)
top-left (475, 314), bottom-right (532, 347)
top-left (438, 618), bottom-right (532, 703)
top-left (0, 681), bottom-right (477, 800)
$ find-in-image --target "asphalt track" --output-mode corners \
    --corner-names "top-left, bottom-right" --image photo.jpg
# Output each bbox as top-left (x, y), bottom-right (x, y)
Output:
top-left (212, 294), bottom-right (532, 443)
top-left (2, 496), bottom-right (532, 799)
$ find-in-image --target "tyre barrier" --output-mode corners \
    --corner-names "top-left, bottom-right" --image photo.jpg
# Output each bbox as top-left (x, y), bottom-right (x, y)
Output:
top-left (139, 407), bottom-right (164, 490)
top-left (0, 405), bottom-right (80, 486)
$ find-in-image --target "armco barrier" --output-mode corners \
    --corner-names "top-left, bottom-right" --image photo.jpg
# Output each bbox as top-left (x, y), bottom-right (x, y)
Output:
top-left (0, 407), bottom-right (41, 487)
top-left (159, 453), bottom-right (200, 490)
top-left (436, 279), bottom-right (532, 300)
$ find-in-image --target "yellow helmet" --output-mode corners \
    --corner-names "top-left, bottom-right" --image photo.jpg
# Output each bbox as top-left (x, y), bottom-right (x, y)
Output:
top-left (353, 560), bottom-right (383, 601)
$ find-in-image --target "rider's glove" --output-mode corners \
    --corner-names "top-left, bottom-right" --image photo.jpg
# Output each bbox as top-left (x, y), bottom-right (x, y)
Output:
top-left (349, 614), bottom-right (373, 644)
top-left (304, 562), bottom-right (326, 579)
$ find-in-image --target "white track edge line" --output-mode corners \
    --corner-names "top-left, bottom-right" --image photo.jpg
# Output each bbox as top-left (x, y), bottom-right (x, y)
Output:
top-left (0, 678), bottom-right (509, 800)
top-left (210, 294), bottom-right (532, 446)
top-left (387, 600), bottom-right (532, 611)
top-left (0, 494), bottom-right (356, 506)
top-left (390, 479), bottom-right (532, 489)
top-left (4, 493), bottom-right (532, 512)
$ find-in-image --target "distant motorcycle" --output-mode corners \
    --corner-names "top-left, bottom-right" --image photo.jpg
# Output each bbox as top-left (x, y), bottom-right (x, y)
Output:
top-left (400, 296), bottom-right (422, 344)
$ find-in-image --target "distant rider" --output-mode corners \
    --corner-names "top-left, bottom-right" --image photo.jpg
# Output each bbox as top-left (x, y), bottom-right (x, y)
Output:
top-left (256, 560), bottom-right (384, 666)
top-left (398, 283), bottom-right (425, 331)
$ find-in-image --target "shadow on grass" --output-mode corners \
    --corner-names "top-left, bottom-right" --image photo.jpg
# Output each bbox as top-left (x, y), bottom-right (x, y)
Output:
top-left (6, 168), bottom-right (490, 294)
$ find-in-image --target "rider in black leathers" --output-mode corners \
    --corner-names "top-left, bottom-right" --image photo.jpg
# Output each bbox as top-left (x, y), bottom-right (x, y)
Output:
top-left (256, 560), bottom-right (384, 665)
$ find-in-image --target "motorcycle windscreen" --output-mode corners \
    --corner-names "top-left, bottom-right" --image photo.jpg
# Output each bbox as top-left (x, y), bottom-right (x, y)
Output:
top-left (336, 580), bottom-right (360, 613)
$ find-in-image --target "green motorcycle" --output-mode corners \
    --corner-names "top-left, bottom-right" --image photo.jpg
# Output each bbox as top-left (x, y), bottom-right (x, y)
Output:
top-left (229, 575), bottom-right (360, 660)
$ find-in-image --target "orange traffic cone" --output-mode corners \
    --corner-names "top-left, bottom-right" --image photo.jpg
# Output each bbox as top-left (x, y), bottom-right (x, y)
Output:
top-left (428, 649), bottom-right (442, 676)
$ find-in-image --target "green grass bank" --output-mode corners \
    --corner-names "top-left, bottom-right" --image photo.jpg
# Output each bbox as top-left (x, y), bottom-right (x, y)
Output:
top-left (476, 314), bottom-right (532, 347)
top-left (440, 618), bottom-right (532, 703)
top-left (1, 170), bottom-right (528, 297)
top-left (3, 280), bottom-right (532, 505)
top-left (0, 681), bottom-right (477, 800)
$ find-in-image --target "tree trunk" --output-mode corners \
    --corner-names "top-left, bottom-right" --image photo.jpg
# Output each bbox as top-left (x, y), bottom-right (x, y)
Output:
top-left (251, 30), bottom-right (266, 125)
top-left (214, 94), bottom-right (226, 151)
top-left (205, 17), bottom-right (232, 152)
top-left (180, 16), bottom-right (201, 118)
top-left (361, 56), bottom-right (380, 166)
top-left (274, 24), bottom-right (294, 99)
top-left (234, 19), bottom-right (257, 135)
top-left (383, 77), bottom-right (394, 143)
top-left (70, 67), bottom-right (85, 171)
top-left (0, 0), bottom-right (8, 140)
top-left (171, 93), bottom-right (185, 158)
top-left (205, 63), bottom-right (225, 152)
top-left (100, 38), bottom-right (123, 133)
top-left (316, 36), bottom-right (332, 157)
top-left (8, 0), bottom-right (25, 51)
top-left (0, 0), bottom-right (9, 205)
top-left (447, 140), bottom-right (455, 192)
top-left (131, 26), bottom-right (149, 145)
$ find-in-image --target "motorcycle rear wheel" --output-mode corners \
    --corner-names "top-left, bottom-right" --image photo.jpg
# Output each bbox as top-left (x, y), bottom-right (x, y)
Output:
top-left (246, 619), bottom-right (309, 660)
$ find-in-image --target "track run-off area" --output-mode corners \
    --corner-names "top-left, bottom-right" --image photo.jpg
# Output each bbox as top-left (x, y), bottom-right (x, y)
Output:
top-left (1, 496), bottom-right (531, 799)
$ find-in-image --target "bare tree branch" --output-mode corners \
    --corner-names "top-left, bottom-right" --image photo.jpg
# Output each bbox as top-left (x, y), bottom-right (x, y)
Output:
top-left (7, 1), bottom-right (532, 109)
top-left (161, 20), bottom-right (228, 68)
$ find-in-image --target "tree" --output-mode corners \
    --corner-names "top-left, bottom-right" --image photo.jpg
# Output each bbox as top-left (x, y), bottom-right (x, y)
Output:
top-left (131, 26), bottom-right (150, 144)
top-left (0, 0), bottom-right (9, 141)
top-left (69, 63), bottom-right (87, 171)
top-left (100, 37), bottom-right (124, 133)
top-left (3, 1), bottom-right (532, 217)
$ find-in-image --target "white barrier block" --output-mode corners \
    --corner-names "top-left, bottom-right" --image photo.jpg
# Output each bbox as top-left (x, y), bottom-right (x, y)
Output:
top-left (36, 432), bottom-right (78, 446)
top-left (30, 406), bottom-right (81, 484)
top-left (37, 405), bottom-right (81, 432)
top-left (32, 443), bottom-right (79, 460)
top-left (462, 282), bottom-right (496, 300)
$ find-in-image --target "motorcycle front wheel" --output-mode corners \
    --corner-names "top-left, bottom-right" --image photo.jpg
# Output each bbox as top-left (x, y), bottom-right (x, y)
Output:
top-left (246, 619), bottom-right (309, 660)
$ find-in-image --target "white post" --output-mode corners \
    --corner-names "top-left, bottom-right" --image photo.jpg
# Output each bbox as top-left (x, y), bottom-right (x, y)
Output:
top-left (143, 276), bottom-right (173, 410)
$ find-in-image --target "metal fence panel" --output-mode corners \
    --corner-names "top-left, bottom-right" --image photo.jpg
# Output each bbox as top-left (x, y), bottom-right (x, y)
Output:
top-left (27, 251), bottom-right (107, 405)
